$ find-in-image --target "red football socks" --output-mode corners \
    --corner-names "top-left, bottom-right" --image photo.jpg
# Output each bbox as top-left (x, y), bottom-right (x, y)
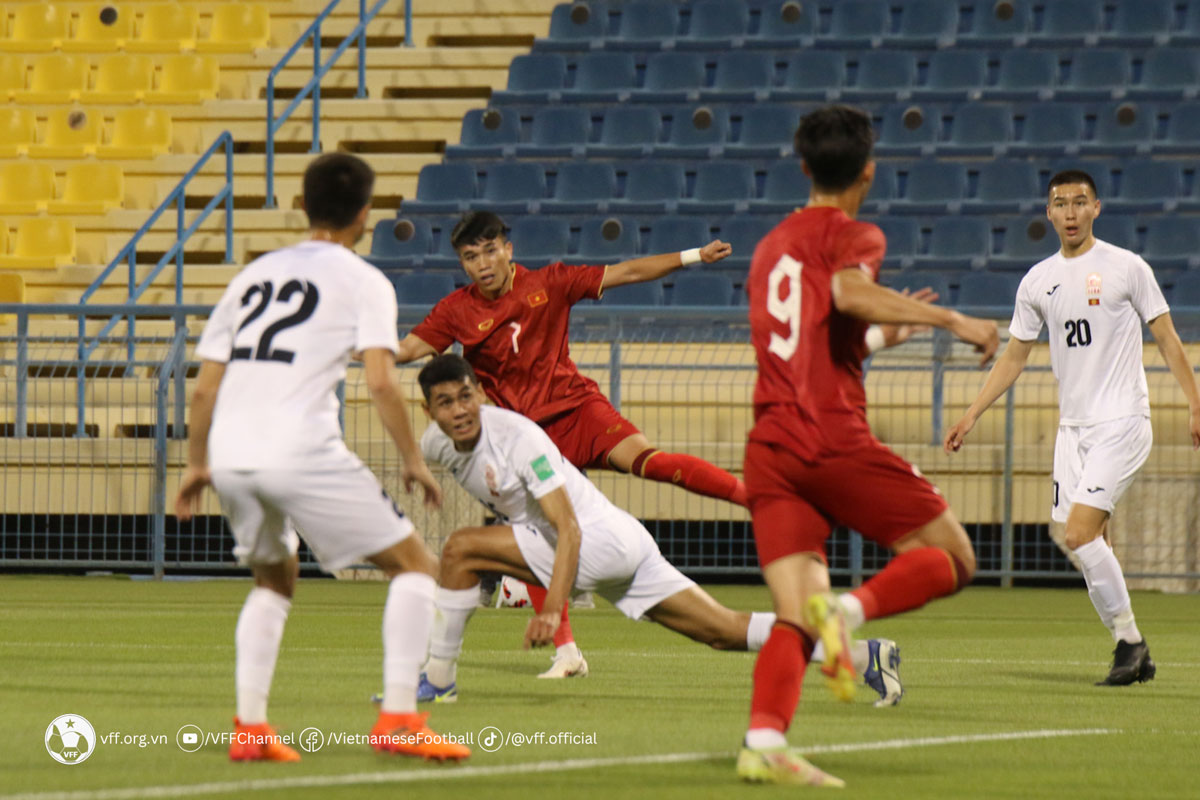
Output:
top-left (748, 621), bottom-right (815, 733)
top-left (524, 583), bottom-right (574, 648)
top-left (630, 449), bottom-right (748, 507)
top-left (849, 547), bottom-right (970, 621)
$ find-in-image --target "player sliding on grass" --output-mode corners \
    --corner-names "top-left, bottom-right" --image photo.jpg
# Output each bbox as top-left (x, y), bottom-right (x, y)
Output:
top-left (175, 154), bottom-right (468, 763)
top-left (738, 105), bottom-right (1000, 787)
top-left (946, 169), bottom-right (1200, 687)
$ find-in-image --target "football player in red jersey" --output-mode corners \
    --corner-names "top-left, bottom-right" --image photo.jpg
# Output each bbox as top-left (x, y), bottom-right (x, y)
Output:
top-left (394, 211), bottom-right (738, 678)
top-left (736, 106), bottom-right (999, 787)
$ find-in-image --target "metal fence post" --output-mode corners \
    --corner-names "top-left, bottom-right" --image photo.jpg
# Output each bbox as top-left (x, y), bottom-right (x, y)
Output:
top-left (312, 30), bottom-right (322, 154)
top-left (357, 0), bottom-right (367, 97)
top-left (15, 311), bottom-right (28, 438)
top-left (1001, 386), bottom-right (1016, 588)
top-left (930, 328), bottom-right (948, 446)
top-left (609, 327), bottom-right (622, 412)
top-left (849, 530), bottom-right (864, 586)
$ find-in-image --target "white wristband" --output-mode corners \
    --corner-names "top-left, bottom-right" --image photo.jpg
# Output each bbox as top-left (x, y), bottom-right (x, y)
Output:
top-left (864, 325), bottom-right (886, 354)
top-left (680, 248), bottom-right (702, 266)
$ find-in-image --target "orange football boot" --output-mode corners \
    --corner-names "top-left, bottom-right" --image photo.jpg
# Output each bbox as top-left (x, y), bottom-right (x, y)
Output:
top-left (229, 718), bottom-right (301, 762)
top-left (370, 711), bottom-right (470, 761)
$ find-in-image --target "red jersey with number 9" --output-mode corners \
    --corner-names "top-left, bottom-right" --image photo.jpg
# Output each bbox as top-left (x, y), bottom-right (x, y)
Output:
top-left (409, 262), bottom-right (608, 423)
top-left (746, 207), bottom-right (886, 462)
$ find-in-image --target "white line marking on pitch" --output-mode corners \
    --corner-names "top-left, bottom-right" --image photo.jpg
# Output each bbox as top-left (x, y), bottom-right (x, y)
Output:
top-left (0, 728), bottom-right (1118, 800)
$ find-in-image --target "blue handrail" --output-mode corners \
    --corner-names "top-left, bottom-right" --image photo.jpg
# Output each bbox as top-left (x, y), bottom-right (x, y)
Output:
top-left (264, 0), bottom-right (404, 209)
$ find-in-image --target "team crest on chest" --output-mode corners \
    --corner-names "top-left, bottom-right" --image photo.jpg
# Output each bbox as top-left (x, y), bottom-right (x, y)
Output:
top-left (484, 463), bottom-right (501, 497)
top-left (526, 289), bottom-right (548, 308)
top-left (478, 318), bottom-right (495, 332)
top-left (1086, 273), bottom-right (1102, 306)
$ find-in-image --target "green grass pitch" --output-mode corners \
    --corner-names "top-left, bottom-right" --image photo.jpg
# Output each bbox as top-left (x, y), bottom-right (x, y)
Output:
top-left (3, 577), bottom-right (1198, 799)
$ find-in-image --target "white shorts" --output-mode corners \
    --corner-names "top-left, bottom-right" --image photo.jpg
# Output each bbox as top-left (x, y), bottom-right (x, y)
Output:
top-left (512, 508), bottom-right (695, 621)
top-left (1051, 415), bottom-right (1152, 523)
top-left (211, 467), bottom-right (415, 571)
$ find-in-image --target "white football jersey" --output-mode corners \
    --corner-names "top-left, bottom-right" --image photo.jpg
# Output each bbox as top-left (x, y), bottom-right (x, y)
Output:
top-left (1010, 239), bottom-right (1169, 426)
top-left (421, 405), bottom-right (628, 546)
top-left (196, 240), bottom-right (400, 470)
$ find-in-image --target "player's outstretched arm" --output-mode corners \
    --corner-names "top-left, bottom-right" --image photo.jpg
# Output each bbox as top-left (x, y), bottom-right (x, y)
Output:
top-left (601, 239), bottom-right (732, 289)
top-left (363, 348), bottom-right (443, 509)
top-left (1148, 312), bottom-right (1200, 450)
top-left (525, 486), bottom-right (582, 649)
top-left (394, 333), bottom-right (438, 365)
top-left (943, 336), bottom-right (1035, 454)
top-left (174, 360), bottom-right (225, 521)
top-left (872, 287), bottom-right (940, 351)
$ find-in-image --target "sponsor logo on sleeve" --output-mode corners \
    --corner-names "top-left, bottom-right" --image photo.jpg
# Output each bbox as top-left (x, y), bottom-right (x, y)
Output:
top-left (531, 455), bottom-right (555, 481)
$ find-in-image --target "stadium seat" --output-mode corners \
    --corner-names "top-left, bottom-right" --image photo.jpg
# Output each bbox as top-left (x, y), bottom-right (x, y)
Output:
top-left (28, 108), bottom-right (103, 158)
top-left (917, 50), bottom-right (987, 102)
top-left (610, 162), bottom-right (683, 213)
top-left (864, 163), bottom-right (898, 212)
top-left (1170, 272), bottom-right (1200, 307)
top-left (65, 4), bottom-right (134, 52)
top-left (0, 217), bottom-right (76, 268)
top-left (527, 106), bottom-right (591, 157)
top-left (590, 106), bottom-right (660, 157)
top-left (919, 217), bottom-right (991, 269)
top-left (1086, 102), bottom-right (1157, 156)
top-left (1092, 214), bottom-right (1137, 250)
top-left (391, 273), bottom-right (456, 307)
top-left (967, 161), bottom-right (1041, 213)
top-left (993, 50), bottom-right (1057, 100)
top-left (576, 216), bottom-right (638, 263)
top-left (612, 1), bottom-right (679, 50)
top-left (1107, 0), bottom-right (1175, 46)
top-left (994, 217), bottom-right (1059, 269)
top-left (1131, 48), bottom-right (1200, 100)
top-left (1058, 50), bottom-right (1131, 101)
top-left (896, 161), bottom-right (967, 214)
top-left (540, 2), bottom-right (607, 50)
top-left (957, 272), bottom-right (1020, 308)
top-left (706, 51), bottom-right (775, 102)
top-left (152, 55), bottom-right (219, 103)
top-left (877, 104), bottom-right (938, 157)
top-left (680, 161), bottom-right (755, 214)
top-left (751, 0), bottom-right (818, 48)
top-left (640, 52), bottom-right (704, 103)
top-left (897, 0), bottom-right (960, 46)
top-left (197, 5), bottom-right (271, 53)
top-left (681, 0), bottom-right (750, 50)
top-left (827, 0), bottom-right (890, 47)
top-left (1110, 162), bottom-right (1183, 212)
top-left (96, 108), bottom-right (171, 159)
top-left (48, 162), bottom-right (124, 214)
top-left (545, 161), bottom-right (616, 213)
top-left (368, 218), bottom-right (432, 268)
top-left (0, 271), bottom-right (26, 321)
top-left (1011, 104), bottom-right (1085, 156)
top-left (1142, 217), bottom-right (1200, 270)
top-left (943, 104), bottom-right (1011, 155)
top-left (0, 161), bottom-right (55, 213)
top-left (508, 217), bottom-right (569, 265)
top-left (1037, 0), bottom-right (1103, 46)
top-left (497, 53), bottom-right (565, 103)
top-left (645, 216), bottom-right (711, 255)
top-left (572, 51), bottom-right (635, 102)
top-left (0, 55), bottom-right (25, 101)
top-left (127, 4), bottom-right (199, 53)
top-left (717, 216), bottom-right (774, 268)
top-left (449, 108), bottom-right (521, 159)
top-left (83, 54), bottom-right (154, 103)
top-left (0, 4), bottom-right (68, 52)
top-left (16, 54), bottom-right (90, 103)
top-left (601, 279), bottom-right (664, 305)
top-left (751, 160), bottom-right (811, 213)
top-left (671, 273), bottom-right (734, 306)
top-left (1161, 103), bottom-right (1200, 153)
top-left (870, 217), bottom-right (919, 268)
top-left (405, 163), bottom-right (476, 213)
top-left (778, 51), bottom-right (845, 101)
top-left (848, 52), bottom-right (916, 101)
top-left (728, 104), bottom-right (800, 158)
top-left (0, 107), bottom-right (36, 156)
top-left (963, 0), bottom-right (1031, 45)
top-left (659, 106), bottom-right (729, 157)
top-left (885, 270), bottom-right (951, 303)
top-left (474, 162), bottom-right (546, 213)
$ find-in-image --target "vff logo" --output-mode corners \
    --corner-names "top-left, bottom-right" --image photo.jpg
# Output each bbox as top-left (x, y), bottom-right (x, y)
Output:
top-left (46, 715), bottom-right (96, 765)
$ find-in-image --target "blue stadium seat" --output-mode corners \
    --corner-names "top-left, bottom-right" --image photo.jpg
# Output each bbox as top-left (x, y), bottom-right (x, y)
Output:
top-left (590, 106), bottom-right (661, 157)
top-left (966, 161), bottom-right (1040, 213)
top-left (718, 216), bottom-right (774, 269)
top-left (957, 272), bottom-right (1021, 308)
top-left (751, 159), bottom-right (811, 213)
top-left (916, 51), bottom-right (987, 102)
top-left (573, 52), bottom-right (636, 102)
top-left (1142, 217), bottom-right (1200, 270)
top-left (705, 51), bottom-right (775, 102)
top-left (1085, 102), bottom-right (1157, 156)
top-left (577, 216), bottom-right (639, 263)
top-left (1092, 214), bottom-right (1137, 249)
top-left (658, 106), bottom-right (729, 157)
top-left (646, 215), bottom-right (711, 254)
top-left (601, 279), bottom-right (665, 306)
top-left (680, 0), bottom-right (750, 50)
top-left (368, 218), bottom-right (432, 269)
top-left (751, 0), bottom-right (818, 48)
top-left (864, 163), bottom-right (898, 212)
top-left (509, 217), bottom-right (570, 266)
top-left (777, 51), bottom-right (845, 101)
top-left (1184, 1), bottom-right (1200, 45)
top-left (527, 106), bottom-right (591, 157)
top-left (919, 217), bottom-right (991, 269)
top-left (447, 108), bottom-right (521, 159)
top-left (1058, 50), bottom-right (1131, 102)
top-left (540, 3), bottom-right (607, 51)
top-left (545, 161), bottom-right (616, 213)
top-left (612, 1), bottom-right (679, 50)
top-left (827, 0), bottom-right (890, 47)
top-left (1131, 48), bottom-right (1200, 100)
top-left (474, 162), bottom-right (546, 213)
top-left (942, 104), bottom-right (1012, 156)
top-left (848, 52), bottom-right (917, 101)
top-left (497, 54), bottom-right (565, 103)
top-left (392, 273), bottom-right (456, 307)
top-left (680, 160), bottom-right (755, 213)
top-left (870, 217), bottom-right (919, 269)
top-left (995, 217), bottom-right (1058, 269)
top-left (897, 0), bottom-right (960, 47)
top-left (1048, 160), bottom-right (1112, 198)
top-left (885, 271), bottom-right (951, 303)
top-left (424, 216), bottom-right (464, 268)
top-left (611, 161), bottom-right (684, 212)
top-left (1107, 0), bottom-right (1175, 46)
top-left (727, 104), bottom-right (800, 158)
top-left (671, 273), bottom-right (735, 306)
top-left (1171, 272), bottom-right (1200, 307)
top-left (1010, 104), bottom-right (1085, 156)
top-left (876, 104), bottom-right (938, 157)
top-left (1161, 103), bottom-right (1200, 153)
top-left (1037, 0), bottom-right (1103, 46)
top-left (963, 0), bottom-right (1031, 46)
top-left (640, 52), bottom-right (704, 103)
top-left (896, 161), bottom-right (968, 214)
top-left (1109, 161), bottom-right (1183, 212)
top-left (405, 163), bottom-right (476, 214)
top-left (993, 50), bottom-right (1057, 100)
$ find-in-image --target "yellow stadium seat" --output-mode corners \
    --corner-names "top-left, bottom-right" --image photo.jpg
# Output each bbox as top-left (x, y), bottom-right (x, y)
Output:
top-left (15, 54), bottom-right (90, 104)
top-left (197, 5), bottom-right (270, 53)
top-left (64, 4), bottom-right (134, 53)
top-left (0, 220), bottom-right (8, 255)
top-left (0, 218), bottom-right (76, 268)
top-left (0, 108), bottom-right (36, 157)
top-left (97, 108), bottom-right (171, 159)
top-left (152, 54), bottom-right (218, 103)
top-left (28, 108), bottom-right (103, 158)
top-left (49, 162), bottom-right (124, 214)
top-left (82, 53), bottom-right (153, 103)
top-left (0, 4), bottom-right (69, 52)
top-left (0, 161), bottom-right (56, 214)
top-left (0, 269), bottom-right (26, 326)
top-left (127, 4), bottom-right (198, 53)
top-left (0, 54), bottom-right (26, 101)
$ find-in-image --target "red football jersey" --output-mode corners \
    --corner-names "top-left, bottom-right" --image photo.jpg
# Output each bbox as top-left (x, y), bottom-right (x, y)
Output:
top-left (409, 262), bottom-right (607, 423)
top-left (746, 207), bottom-right (886, 461)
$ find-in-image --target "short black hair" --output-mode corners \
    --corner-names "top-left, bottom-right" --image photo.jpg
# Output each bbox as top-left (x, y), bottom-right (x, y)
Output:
top-left (450, 211), bottom-right (509, 251)
top-left (302, 153), bottom-right (374, 229)
top-left (793, 105), bottom-right (875, 192)
top-left (1047, 170), bottom-right (1098, 200)
top-left (418, 354), bottom-right (479, 403)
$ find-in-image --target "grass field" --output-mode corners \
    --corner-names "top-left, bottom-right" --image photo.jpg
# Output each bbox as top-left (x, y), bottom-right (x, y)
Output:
top-left (3, 577), bottom-right (1198, 799)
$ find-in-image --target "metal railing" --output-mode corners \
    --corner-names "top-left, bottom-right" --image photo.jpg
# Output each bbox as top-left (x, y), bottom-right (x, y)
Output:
top-left (264, 0), bottom-right (403, 208)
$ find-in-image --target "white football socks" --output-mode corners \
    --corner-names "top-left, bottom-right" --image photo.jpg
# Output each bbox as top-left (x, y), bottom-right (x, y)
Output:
top-left (810, 638), bottom-right (870, 674)
top-left (746, 612), bottom-right (776, 651)
top-left (381, 572), bottom-right (436, 714)
top-left (425, 584), bottom-right (481, 688)
top-left (235, 586), bottom-right (291, 725)
top-left (1073, 537), bottom-right (1142, 644)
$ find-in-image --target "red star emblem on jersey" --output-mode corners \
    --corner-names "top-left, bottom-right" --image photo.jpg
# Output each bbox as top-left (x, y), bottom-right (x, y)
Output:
top-left (526, 289), bottom-right (548, 308)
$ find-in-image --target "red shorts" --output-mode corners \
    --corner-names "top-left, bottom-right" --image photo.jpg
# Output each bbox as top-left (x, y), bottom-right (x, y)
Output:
top-left (745, 437), bottom-right (948, 567)
top-left (540, 395), bottom-right (641, 470)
